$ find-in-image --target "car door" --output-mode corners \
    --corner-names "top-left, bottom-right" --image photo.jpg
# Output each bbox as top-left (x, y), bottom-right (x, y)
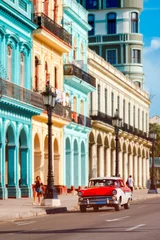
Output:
top-left (119, 180), bottom-right (127, 204)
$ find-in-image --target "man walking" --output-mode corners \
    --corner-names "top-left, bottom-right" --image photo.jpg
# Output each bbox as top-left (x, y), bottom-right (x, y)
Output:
top-left (127, 175), bottom-right (134, 193)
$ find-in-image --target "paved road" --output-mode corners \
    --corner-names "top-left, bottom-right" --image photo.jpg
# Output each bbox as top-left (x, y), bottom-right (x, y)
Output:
top-left (0, 198), bottom-right (160, 240)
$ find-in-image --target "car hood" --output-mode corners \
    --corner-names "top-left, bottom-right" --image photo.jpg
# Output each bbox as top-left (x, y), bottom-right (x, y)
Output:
top-left (79, 186), bottom-right (115, 197)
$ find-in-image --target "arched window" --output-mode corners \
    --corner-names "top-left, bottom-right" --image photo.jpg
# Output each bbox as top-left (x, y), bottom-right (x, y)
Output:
top-left (20, 53), bottom-right (25, 87)
top-left (80, 43), bottom-right (84, 61)
top-left (86, 0), bottom-right (98, 9)
top-left (55, 67), bottom-right (58, 88)
top-left (45, 61), bottom-right (50, 83)
top-left (54, 0), bottom-right (58, 22)
top-left (73, 37), bottom-right (77, 60)
top-left (73, 96), bottom-right (77, 112)
top-left (44, 0), bottom-right (49, 16)
top-left (80, 100), bottom-right (84, 115)
top-left (131, 12), bottom-right (138, 33)
top-left (33, 0), bottom-right (37, 13)
top-left (107, 13), bottom-right (116, 34)
top-left (88, 14), bottom-right (95, 36)
top-left (35, 56), bottom-right (39, 91)
top-left (7, 46), bottom-right (12, 82)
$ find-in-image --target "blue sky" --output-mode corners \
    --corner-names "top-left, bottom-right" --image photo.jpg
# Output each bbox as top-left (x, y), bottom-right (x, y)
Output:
top-left (141, 0), bottom-right (160, 117)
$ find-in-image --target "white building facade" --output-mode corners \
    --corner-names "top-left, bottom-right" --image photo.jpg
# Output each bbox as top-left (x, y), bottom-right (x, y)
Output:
top-left (88, 49), bottom-right (151, 189)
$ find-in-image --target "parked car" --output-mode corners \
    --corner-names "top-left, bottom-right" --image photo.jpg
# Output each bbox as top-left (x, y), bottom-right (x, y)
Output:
top-left (78, 176), bottom-right (132, 212)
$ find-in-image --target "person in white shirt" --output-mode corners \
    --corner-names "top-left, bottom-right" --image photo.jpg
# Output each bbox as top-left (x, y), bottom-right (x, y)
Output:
top-left (127, 175), bottom-right (134, 193)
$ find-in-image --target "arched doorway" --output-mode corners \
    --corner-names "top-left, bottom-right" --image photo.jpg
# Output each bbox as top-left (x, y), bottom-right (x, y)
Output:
top-left (89, 132), bottom-right (95, 179)
top-left (5, 125), bottom-right (17, 197)
top-left (97, 134), bottom-right (102, 177)
top-left (104, 136), bottom-right (109, 176)
top-left (54, 138), bottom-right (59, 185)
top-left (73, 139), bottom-right (79, 188)
top-left (19, 129), bottom-right (29, 197)
top-left (34, 134), bottom-right (41, 181)
top-left (81, 141), bottom-right (85, 187)
top-left (65, 138), bottom-right (71, 188)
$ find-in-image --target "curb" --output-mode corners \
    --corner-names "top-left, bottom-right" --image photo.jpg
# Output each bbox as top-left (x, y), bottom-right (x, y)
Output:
top-left (45, 207), bottom-right (67, 214)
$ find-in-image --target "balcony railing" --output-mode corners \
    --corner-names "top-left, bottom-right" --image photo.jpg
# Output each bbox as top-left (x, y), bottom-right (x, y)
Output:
top-left (34, 13), bottom-right (72, 46)
top-left (0, 78), bottom-right (43, 109)
top-left (64, 64), bottom-right (96, 88)
top-left (53, 103), bottom-right (71, 121)
top-left (90, 110), bottom-right (148, 140)
top-left (71, 112), bottom-right (92, 128)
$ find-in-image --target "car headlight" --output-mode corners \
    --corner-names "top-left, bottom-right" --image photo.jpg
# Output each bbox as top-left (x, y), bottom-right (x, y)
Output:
top-left (78, 191), bottom-right (82, 196)
top-left (112, 189), bottom-right (117, 195)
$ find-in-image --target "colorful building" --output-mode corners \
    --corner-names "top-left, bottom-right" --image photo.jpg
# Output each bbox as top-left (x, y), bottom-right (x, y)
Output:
top-left (0, 0), bottom-right (42, 199)
top-left (78, 0), bottom-right (144, 88)
top-left (63, 0), bottom-right (96, 190)
top-left (32, 0), bottom-right (72, 192)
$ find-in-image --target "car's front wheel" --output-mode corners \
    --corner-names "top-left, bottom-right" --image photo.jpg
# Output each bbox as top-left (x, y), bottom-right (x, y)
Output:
top-left (80, 206), bottom-right (86, 212)
top-left (124, 199), bottom-right (130, 209)
top-left (115, 199), bottom-right (121, 211)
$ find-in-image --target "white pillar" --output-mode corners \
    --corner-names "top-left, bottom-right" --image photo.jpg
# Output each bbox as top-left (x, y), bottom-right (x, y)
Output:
top-left (106, 147), bottom-right (111, 176)
top-left (91, 143), bottom-right (97, 178)
top-left (142, 158), bottom-right (146, 188)
top-left (133, 155), bottom-right (138, 189)
top-left (99, 146), bottom-right (104, 177)
top-left (112, 149), bottom-right (115, 176)
top-left (119, 151), bottom-right (123, 177)
top-left (128, 153), bottom-right (133, 176)
top-left (124, 152), bottom-right (128, 182)
top-left (138, 156), bottom-right (142, 188)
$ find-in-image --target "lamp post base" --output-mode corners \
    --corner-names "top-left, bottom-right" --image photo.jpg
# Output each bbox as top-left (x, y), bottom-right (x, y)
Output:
top-left (41, 198), bottom-right (61, 207)
top-left (148, 188), bottom-right (158, 194)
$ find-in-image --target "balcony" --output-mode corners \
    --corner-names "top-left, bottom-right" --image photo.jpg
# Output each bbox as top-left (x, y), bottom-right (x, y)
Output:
top-left (71, 112), bottom-right (92, 128)
top-left (53, 103), bottom-right (71, 121)
top-left (0, 78), bottom-right (43, 109)
top-left (33, 13), bottom-right (72, 53)
top-left (90, 110), bottom-right (148, 140)
top-left (64, 64), bottom-right (96, 93)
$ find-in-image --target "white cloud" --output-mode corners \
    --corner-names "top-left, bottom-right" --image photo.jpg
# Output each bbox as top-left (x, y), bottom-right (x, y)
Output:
top-left (144, 38), bottom-right (160, 54)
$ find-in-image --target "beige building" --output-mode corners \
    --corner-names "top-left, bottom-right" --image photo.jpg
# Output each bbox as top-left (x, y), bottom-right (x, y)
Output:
top-left (88, 49), bottom-right (151, 189)
top-left (31, 0), bottom-right (72, 191)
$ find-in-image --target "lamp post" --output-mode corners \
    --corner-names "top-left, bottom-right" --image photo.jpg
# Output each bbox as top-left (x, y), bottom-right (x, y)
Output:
top-left (41, 81), bottom-right (61, 206)
top-left (112, 109), bottom-right (122, 177)
top-left (148, 130), bottom-right (158, 194)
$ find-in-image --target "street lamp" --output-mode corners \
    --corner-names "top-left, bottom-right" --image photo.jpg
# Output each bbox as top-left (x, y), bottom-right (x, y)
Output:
top-left (148, 130), bottom-right (158, 194)
top-left (112, 109), bottom-right (122, 177)
top-left (41, 81), bottom-right (61, 206)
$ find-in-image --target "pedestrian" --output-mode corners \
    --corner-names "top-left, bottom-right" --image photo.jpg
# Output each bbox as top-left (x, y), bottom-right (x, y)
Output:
top-left (32, 176), bottom-right (44, 205)
top-left (126, 175), bottom-right (134, 193)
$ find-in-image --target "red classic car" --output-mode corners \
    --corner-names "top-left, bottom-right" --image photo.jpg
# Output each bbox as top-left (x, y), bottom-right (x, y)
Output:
top-left (78, 177), bottom-right (132, 212)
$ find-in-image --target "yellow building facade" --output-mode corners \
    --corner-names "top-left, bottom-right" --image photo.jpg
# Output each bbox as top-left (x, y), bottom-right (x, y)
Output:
top-left (31, 0), bottom-right (72, 192)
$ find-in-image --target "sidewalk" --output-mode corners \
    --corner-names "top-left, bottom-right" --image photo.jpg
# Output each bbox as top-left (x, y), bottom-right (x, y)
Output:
top-left (0, 189), bottom-right (159, 222)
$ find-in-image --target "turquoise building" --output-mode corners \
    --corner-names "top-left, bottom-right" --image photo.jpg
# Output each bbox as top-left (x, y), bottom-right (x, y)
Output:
top-left (0, 0), bottom-right (42, 199)
top-left (63, 0), bottom-right (96, 189)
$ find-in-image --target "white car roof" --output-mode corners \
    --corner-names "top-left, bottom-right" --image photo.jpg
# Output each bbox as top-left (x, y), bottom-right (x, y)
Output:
top-left (90, 176), bottom-right (122, 181)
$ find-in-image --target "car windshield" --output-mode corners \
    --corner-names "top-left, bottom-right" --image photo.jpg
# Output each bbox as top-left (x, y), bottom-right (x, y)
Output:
top-left (89, 179), bottom-right (118, 187)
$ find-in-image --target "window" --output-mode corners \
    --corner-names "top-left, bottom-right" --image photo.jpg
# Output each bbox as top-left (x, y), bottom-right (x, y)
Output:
top-left (44, 0), bottom-right (49, 16)
top-left (55, 67), bottom-right (58, 88)
top-left (142, 111), bottom-right (144, 131)
top-left (19, 0), bottom-right (27, 12)
top-left (138, 108), bottom-right (140, 129)
top-left (98, 84), bottom-right (100, 110)
top-left (88, 14), bottom-right (95, 36)
top-left (128, 102), bottom-right (130, 125)
top-left (73, 37), bottom-right (77, 60)
top-left (123, 99), bottom-right (125, 123)
top-left (45, 61), bottom-right (50, 83)
top-left (107, 13), bottom-right (116, 34)
top-left (35, 56), bottom-right (39, 91)
top-left (20, 53), bottom-right (25, 87)
top-left (7, 46), bottom-right (12, 82)
top-left (86, 0), bottom-right (98, 9)
top-left (133, 106), bottom-right (135, 128)
top-left (146, 113), bottom-right (148, 132)
top-left (132, 49), bottom-right (141, 63)
top-left (111, 92), bottom-right (114, 116)
top-left (107, 50), bottom-right (116, 64)
top-left (106, 0), bottom-right (119, 8)
top-left (131, 12), bottom-right (138, 33)
top-left (105, 88), bottom-right (107, 114)
top-left (117, 96), bottom-right (120, 112)
top-left (90, 92), bottom-right (93, 112)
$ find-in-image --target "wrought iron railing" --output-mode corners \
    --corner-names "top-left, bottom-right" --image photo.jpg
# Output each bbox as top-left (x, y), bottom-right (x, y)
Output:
top-left (53, 103), bottom-right (71, 121)
top-left (90, 110), bottom-right (148, 140)
top-left (0, 78), bottom-right (43, 109)
top-left (71, 111), bottom-right (92, 128)
top-left (64, 64), bottom-right (96, 88)
top-left (34, 13), bottom-right (72, 46)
